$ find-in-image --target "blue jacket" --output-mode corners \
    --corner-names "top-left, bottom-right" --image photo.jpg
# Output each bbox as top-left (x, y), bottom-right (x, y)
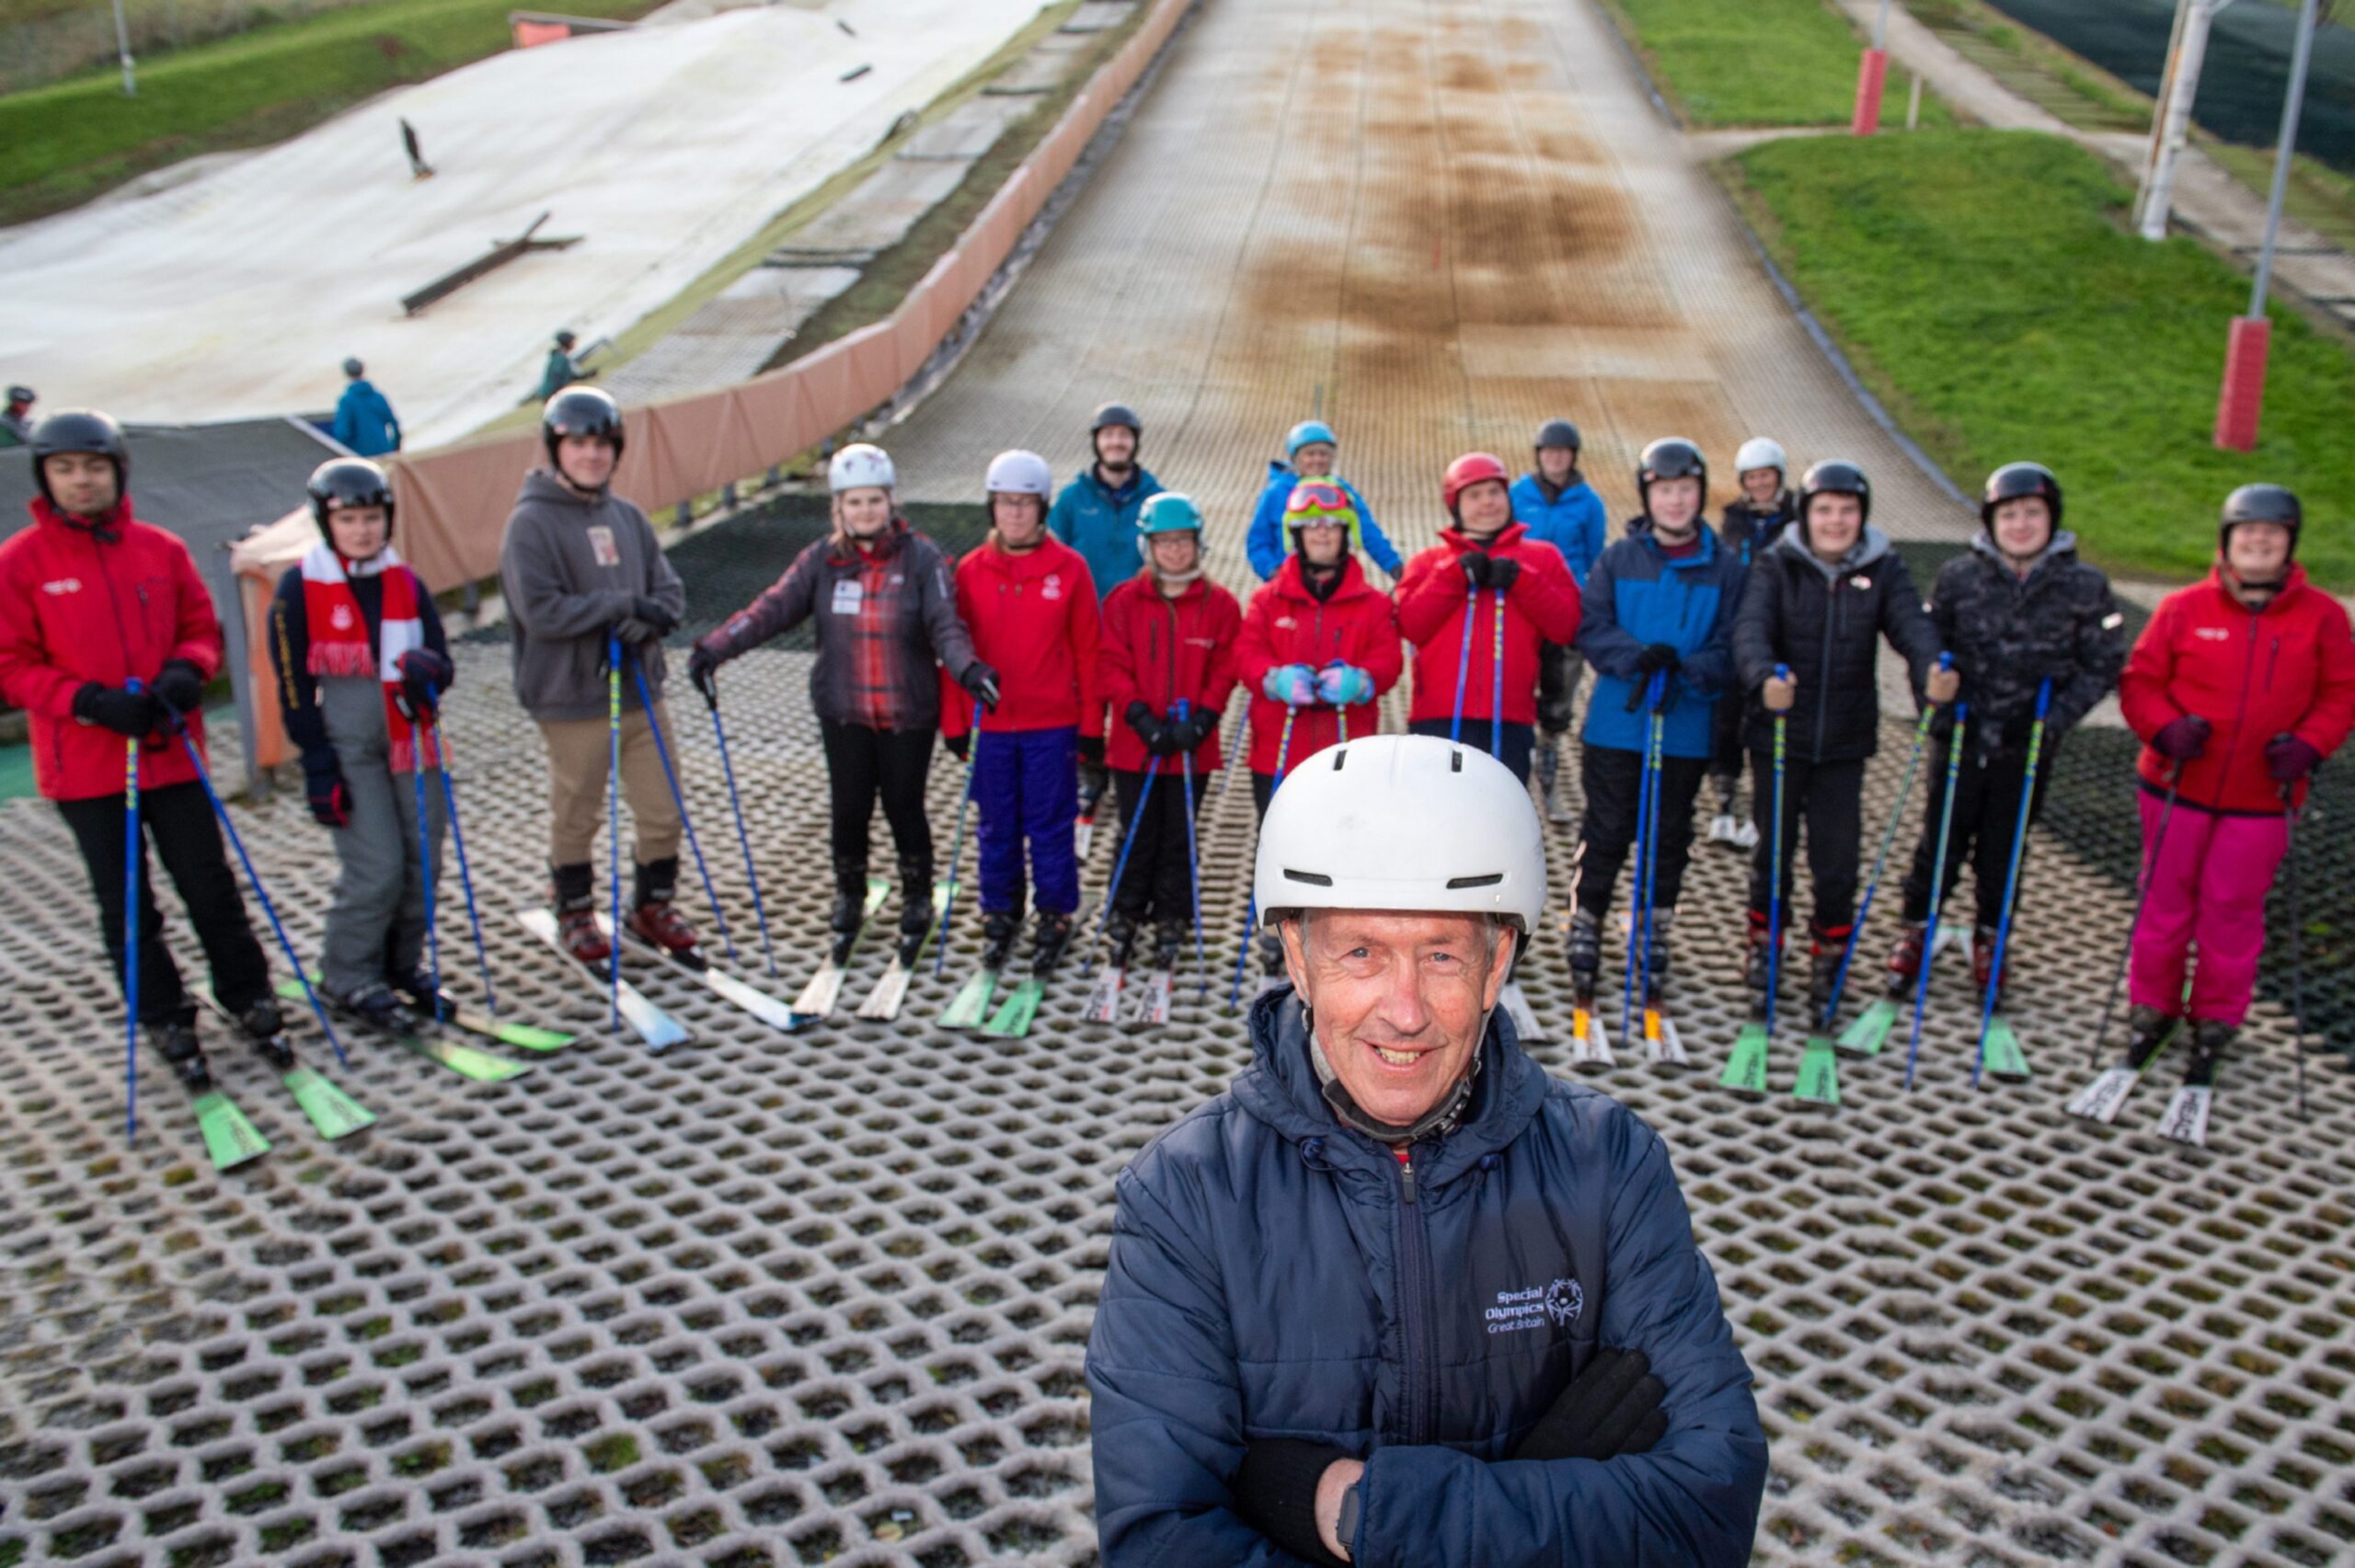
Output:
top-left (1246, 461), bottom-right (1402, 580)
top-left (1087, 988), bottom-right (1767, 1567)
top-left (1510, 473), bottom-right (1607, 586)
top-left (331, 380), bottom-right (401, 457)
top-left (1580, 522), bottom-right (1742, 760)
top-left (1048, 465), bottom-right (1163, 601)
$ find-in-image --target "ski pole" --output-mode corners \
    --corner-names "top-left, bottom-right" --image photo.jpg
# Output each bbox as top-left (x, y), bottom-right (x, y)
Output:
top-left (1637, 681), bottom-right (1666, 1032)
top-left (1971, 679), bottom-right (2051, 1089)
top-left (630, 656), bottom-right (734, 960)
top-left (172, 722), bottom-right (347, 1069)
top-left (1178, 703), bottom-right (1208, 1000)
top-left (2086, 761), bottom-right (2182, 1071)
top-left (1227, 704), bottom-right (1298, 1013)
top-left (1822, 652), bottom-right (1951, 1028)
top-left (1083, 738), bottom-right (1157, 979)
top-left (703, 685), bottom-right (778, 977)
top-left (1765, 668), bottom-right (1789, 1045)
top-left (428, 719), bottom-right (498, 1014)
top-left (934, 726), bottom-right (980, 979)
top-left (413, 721), bottom-right (442, 1023)
top-left (607, 632), bottom-right (622, 1033)
top-left (1904, 702), bottom-right (1968, 1092)
top-left (1450, 583), bottom-right (1476, 744)
top-left (122, 697), bottom-right (141, 1145)
top-left (2281, 780), bottom-right (2312, 1124)
top-left (1490, 586), bottom-right (1506, 762)
top-left (1623, 670), bottom-right (1665, 1044)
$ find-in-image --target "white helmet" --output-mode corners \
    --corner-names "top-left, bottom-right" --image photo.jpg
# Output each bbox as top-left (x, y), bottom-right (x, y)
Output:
top-left (985, 449), bottom-right (1054, 498)
top-left (1254, 734), bottom-right (1545, 933)
top-left (1735, 437), bottom-right (1787, 477)
top-left (829, 442), bottom-right (895, 493)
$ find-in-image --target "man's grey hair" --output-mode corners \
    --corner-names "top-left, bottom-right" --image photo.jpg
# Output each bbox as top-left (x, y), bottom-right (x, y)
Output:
top-left (1280, 909), bottom-right (1510, 963)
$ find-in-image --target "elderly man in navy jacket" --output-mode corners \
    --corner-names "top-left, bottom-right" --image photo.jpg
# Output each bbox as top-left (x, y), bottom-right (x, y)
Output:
top-left (1086, 733), bottom-right (1767, 1565)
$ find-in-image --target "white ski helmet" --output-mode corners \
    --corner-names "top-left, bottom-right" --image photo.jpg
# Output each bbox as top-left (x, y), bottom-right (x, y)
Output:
top-left (1735, 437), bottom-right (1787, 477)
top-left (829, 442), bottom-right (895, 493)
top-left (1255, 734), bottom-right (1545, 933)
top-left (985, 449), bottom-right (1054, 498)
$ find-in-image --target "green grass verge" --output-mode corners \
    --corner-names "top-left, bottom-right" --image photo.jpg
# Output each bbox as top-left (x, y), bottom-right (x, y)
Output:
top-left (0, 0), bottom-right (658, 225)
top-left (1728, 130), bottom-right (2355, 588)
top-left (1605, 0), bottom-right (1953, 129)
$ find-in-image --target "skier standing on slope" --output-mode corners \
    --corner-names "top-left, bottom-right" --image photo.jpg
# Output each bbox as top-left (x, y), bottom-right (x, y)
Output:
top-left (2113, 485), bottom-right (2355, 1094)
top-left (1732, 459), bottom-right (1956, 1022)
top-left (1511, 418), bottom-right (1608, 820)
top-left (945, 450), bottom-right (1103, 976)
top-left (1564, 438), bottom-right (1741, 1016)
top-left (1243, 419), bottom-right (1403, 582)
top-left (0, 410), bottom-right (284, 1086)
top-left (686, 444), bottom-right (995, 970)
top-left (266, 458), bottom-right (455, 1029)
top-left (1883, 463), bottom-right (2125, 1006)
top-left (1097, 493), bottom-right (1240, 967)
top-left (1234, 480), bottom-right (1402, 981)
top-left (1706, 437), bottom-right (1798, 847)
top-left (497, 387), bottom-right (695, 965)
top-left (1395, 452), bottom-right (1582, 784)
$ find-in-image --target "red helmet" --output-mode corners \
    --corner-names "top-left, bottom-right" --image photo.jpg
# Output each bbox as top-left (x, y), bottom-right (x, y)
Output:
top-left (1442, 452), bottom-right (1511, 514)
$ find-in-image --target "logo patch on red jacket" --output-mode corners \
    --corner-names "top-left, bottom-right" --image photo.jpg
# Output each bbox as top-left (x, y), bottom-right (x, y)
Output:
top-left (1042, 575), bottom-right (1063, 601)
top-left (2194, 626), bottom-right (2229, 641)
top-left (40, 578), bottom-right (80, 595)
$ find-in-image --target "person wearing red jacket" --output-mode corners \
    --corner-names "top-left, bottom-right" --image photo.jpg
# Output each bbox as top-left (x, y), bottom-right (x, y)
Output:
top-left (0, 411), bottom-right (277, 1091)
top-left (1394, 452), bottom-right (1581, 784)
top-left (1096, 494), bottom-right (1240, 967)
top-left (2114, 485), bottom-right (2355, 1097)
top-left (940, 450), bottom-right (1104, 976)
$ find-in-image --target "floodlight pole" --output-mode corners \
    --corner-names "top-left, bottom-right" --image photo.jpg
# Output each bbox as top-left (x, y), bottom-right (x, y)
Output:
top-left (2215, 0), bottom-right (2320, 452)
top-left (2136, 0), bottom-right (2238, 241)
top-left (109, 0), bottom-right (136, 95)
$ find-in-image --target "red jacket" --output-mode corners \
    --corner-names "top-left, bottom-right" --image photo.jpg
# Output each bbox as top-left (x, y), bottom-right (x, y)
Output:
top-left (1395, 522), bottom-right (1581, 726)
top-left (0, 498), bottom-right (224, 802)
top-left (1097, 571), bottom-right (1242, 774)
top-left (1235, 556), bottom-right (1403, 774)
top-left (940, 534), bottom-right (1103, 738)
top-left (2120, 564), bottom-right (2355, 814)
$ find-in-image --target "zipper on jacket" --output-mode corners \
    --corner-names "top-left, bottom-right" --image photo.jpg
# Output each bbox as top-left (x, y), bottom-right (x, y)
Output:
top-left (1396, 1151), bottom-right (1438, 1447)
top-left (2213, 609), bottom-right (2264, 800)
top-left (1812, 570), bottom-right (1839, 762)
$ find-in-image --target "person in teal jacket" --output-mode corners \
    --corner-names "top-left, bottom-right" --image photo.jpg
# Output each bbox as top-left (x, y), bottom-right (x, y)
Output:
top-left (1243, 418), bottom-right (1403, 580)
top-left (1047, 402), bottom-right (1163, 602)
top-left (330, 361), bottom-right (402, 457)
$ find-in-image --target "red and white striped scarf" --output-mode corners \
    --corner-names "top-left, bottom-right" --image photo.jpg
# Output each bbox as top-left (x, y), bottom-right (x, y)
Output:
top-left (300, 541), bottom-right (425, 773)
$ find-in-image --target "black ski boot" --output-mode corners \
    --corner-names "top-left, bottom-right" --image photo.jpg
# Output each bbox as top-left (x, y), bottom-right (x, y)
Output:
top-left (1884, 920), bottom-right (1928, 996)
top-left (1565, 909), bottom-right (1603, 1005)
top-left (1152, 919), bottom-right (1186, 971)
top-left (339, 980), bottom-right (410, 1034)
top-left (979, 909), bottom-right (1020, 972)
top-left (1641, 908), bottom-right (1674, 1000)
top-left (1536, 738), bottom-right (1571, 825)
top-left (826, 860), bottom-right (868, 966)
top-left (1030, 910), bottom-right (1077, 978)
top-left (1809, 924), bottom-right (1850, 1026)
top-left (236, 997), bottom-right (294, 1070)
top-left (150, 1013), bottom-right (212, 1092)
top-left (1103, 907), bottom-right (1141, 968)
top-left (392, 969), bottom-right (453, 1024)
top-left (895, 857), bottom-right (934, 967)
top-left (2182, 1019), bottom-right (2233, 1089)
top-left (2120, 1005), bottom-right (2177, 1071)
top-left (1740, 913), bottom-right (1779, 1019)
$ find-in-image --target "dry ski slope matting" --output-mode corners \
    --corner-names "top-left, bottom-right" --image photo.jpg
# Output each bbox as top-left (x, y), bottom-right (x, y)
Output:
top-left (7, 4), bottom-right (2355, 1568)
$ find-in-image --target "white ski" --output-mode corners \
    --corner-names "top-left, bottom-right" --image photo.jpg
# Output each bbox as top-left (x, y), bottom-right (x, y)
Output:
top-left (1641, 1004), bottom-right (1688, 1067)
top-left (1125, 967), bottom-right (1173, 1027)
top-left (794, 877), bottom-right (890, 1018)
top-left (1567, 1001), bottom-right (1615, 1068)
top-left (618, 927), bottom-right (813, 1033)
top-left (855, 961), bottom-right (913, 1021)
top-left (1499, 980), bottom-right (1545, 1043)
top-left (2156, 1086), bottom-right (2211, 1147)
top-left (516, 909), bottom-right (692, 1051)
top-left (2064, 1067), bottom-right (2143, 1124)
top-left (1081, 965), bottom-right (1125, 1024)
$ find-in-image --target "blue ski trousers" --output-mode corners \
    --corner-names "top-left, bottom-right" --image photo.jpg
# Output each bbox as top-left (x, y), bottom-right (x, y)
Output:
top-left (974, 725), bottom-right (1079, 917)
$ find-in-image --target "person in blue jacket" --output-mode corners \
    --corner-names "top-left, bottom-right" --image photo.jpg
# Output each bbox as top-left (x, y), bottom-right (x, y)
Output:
top-left (1511, 418), bottom-right (1607, 821)
top-left (1244, 418), bottom-right (1403, 581)
top-left (1565, 437), bottom-right (1740, 1027)
top-left (330, 359), bottom-right (401, 457)
top-left (1047, 401), bottom-right (1164, 604)
top-left (1087, 733), bottom-right (1767, 1568)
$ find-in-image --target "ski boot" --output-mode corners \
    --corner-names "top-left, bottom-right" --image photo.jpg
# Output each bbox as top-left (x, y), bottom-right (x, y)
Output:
top-left (626, 857), bottom-right (700, 957)
top-left (1565, 909), bottom-right (1603, 1004)
top-left (392, 968), bottom-right (453, 1024)
top-left (1970, 924), bottom-right (2008, 1005)
top-left (150, 1013), bottom-right (213, 1092)
top-left (236, 997), bottom-right (295, 1071)
top-left (551, 862), bottom-right (610, 966)
top-left (1705, 774), bottom-right (1752, 849)
top-left (2120, 1005), bottom-right (2177, 1073)
top-left (894, 858), bottom-right (934, 967)
top-left (1809, 924), bottom-right (1850, 1027)
top-left (1029, 910), bottom-right (1077, 978)
top-left (979, 909), bottom-right (1020, 972)
top-left (1740, 913), bottom-right (1780, 1019)
top-left (1641, 908), bottom-right (1674, 994)
top-left (2182, 1019), bottom-right (2233, 1089)
top-left (1884, 920), bottom-right (1928, 996)
top-left (1102, 907), bottom-right (1142, 969)
top-left (338, 980), bottom-right (412, 1034)
top-left (1536, 738), bottom-right (1573, 826)
top-left (1152, 919), bottom-right (1186, 972)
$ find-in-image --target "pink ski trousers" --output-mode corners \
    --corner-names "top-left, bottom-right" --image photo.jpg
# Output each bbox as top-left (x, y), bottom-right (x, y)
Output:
top-left (2129, 790), bottom-right (2287, 1026)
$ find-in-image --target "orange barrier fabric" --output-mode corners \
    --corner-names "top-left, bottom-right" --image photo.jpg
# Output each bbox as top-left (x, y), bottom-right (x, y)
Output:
top-left (512, 18), bottom-right (573, 47)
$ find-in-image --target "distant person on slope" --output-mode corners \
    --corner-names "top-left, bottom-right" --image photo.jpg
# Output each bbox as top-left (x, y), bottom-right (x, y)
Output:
top-left (400, 117), bottom-right (435, 180)
top-left (535, 330), bottom-right (594, 401)
top-left (1243, 419), bottom-right (1402, 582)
top-left (331, 359), bottom-right (402, 458)
top-left (1706, 437), bottom-right (1798, 848)
top-left (1511, 418), bottom-right (1607, 822)
top-left (0, 385), bottom-right (34, 447)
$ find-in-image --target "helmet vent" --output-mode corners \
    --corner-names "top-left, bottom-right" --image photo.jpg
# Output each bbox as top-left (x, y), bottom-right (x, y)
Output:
top-left (1446, 874), bottom-right (1502, 889)
top-left (1282, 870), bottom-right (1334, 887)
top-left (1331, 750), bottom-right (1348, 772)
top-left (1450, 750), bottom-right (1464, 773)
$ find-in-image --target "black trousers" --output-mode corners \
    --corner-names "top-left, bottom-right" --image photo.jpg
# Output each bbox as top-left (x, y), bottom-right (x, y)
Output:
top-left (1537, 643), bottom-right (1580, 736)
top-left (1572, 746), bottom-right (1708, 920)
top-left (820, 718), bottom-right (935, 882)
top-left (1900, 743), bottom-right (2051, 931)
top-left (1406, 717), bottom-right (1536, 784)
top-left (1709, 692), bottom-right (1745, 781)
top-left (1109, 766), bottom-right (1205, 925)
top-left (1746, 751), bottom-right (1866, 936)
top-left (58, 781), bottom-right (271, 1025)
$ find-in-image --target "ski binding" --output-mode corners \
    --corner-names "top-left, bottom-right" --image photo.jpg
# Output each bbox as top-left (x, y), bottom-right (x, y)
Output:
top-left (1567, 1001), bottom-right (1614, 1068)
top-left (1641, 1002), bottom-right (1687, 1067)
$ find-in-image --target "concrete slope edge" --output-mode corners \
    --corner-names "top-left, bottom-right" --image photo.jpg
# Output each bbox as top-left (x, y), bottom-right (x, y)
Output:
top-left (1588, 0), bottom-right (1974, 517)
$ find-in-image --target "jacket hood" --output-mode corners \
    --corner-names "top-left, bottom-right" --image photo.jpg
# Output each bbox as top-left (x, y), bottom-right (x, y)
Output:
top-left (517, 466), bottom-right (608, 510)
top-left (1969, 527), bottom-right (2078, 579)
top-left (29, 494), bottom-right (135, 540)
top-left (1230, 984), bottom-right (1550, 1186)
top-left (1625, 516), bottom-right (1720, 564)
top-left (2206, 558), bottom-right (2312, 611)
top-left (1770, 521), bottom-right (1892, 579)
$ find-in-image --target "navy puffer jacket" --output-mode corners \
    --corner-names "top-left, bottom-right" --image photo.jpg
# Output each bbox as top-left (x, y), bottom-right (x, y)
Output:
top-left (1086, 988), bottom-right (1768, 1566)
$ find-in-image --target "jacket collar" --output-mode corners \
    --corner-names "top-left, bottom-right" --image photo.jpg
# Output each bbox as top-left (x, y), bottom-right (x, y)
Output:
top-left (1970, 528), bottom-right (2076, 582)
top-left (1627, 517), bottom-right (1720, 566)
top-left (2207, 559), bottom-right (2310, 613)
top-left (1769, 521), bottom-right (1891, 580)
top-left (1442, 521), bottom-right (1532, 556)
top-left (831, 517), bottom-right (908, 566)
top-left (29, 494), bottom-right (133, 544)
top-left (1275, 553), bottom-right (1370, 603)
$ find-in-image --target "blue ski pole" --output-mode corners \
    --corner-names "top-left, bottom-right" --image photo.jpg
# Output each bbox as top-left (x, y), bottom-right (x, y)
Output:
top-left (630, 657), bottom-right (734, 959)
top-left (1821, 651), bottom-right (1950, 1029)
top-left (1084, 735), bottom-right (1158, 979)
top-left (1622, 670), bottom-right (1664, 1043)
top-left (934, 727), bottom-right (981, 979)
top-left (122, 689), bottom-right (142, 1145)
top-left (1904, 702), bottom-right (1969, 1092)
top-left (428, 719), bottom-right (498, 1013)
top-left (1178, 702), bottom-right (1207, 1000)
top-left (1228, 704), bottom-right (1297, 1013)
top-left (703, 688), bottom-right (778, 977)
top-left (1637, 680), bottom-right (1666, 1030)
top-left (1971, 680), bottom-right (2051, 1089)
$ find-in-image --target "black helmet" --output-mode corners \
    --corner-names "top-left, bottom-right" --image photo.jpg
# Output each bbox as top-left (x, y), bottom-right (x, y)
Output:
top-left (1798, 459), bottom-right (1872, 532)
top-left (1534, 418), bottom-right (1581, 452)
top-left (341, 357), bottom-right (364, 378)
top-left (1981, 462), bottom-right (2061, 532)
top-left (2220, 483), bottom-right (2301, 557)
top-left (555, 329), bottom-right (578, 349)
top-left (1091, 401), bottom-right (1142, 434)
top-left (307, 458), bottom-right (395, 536)
top-left (1636, 437), bottom-right (1707, 515)
top-left (29, 409), bottom-right (128, 509)
top-left (6, 384), bottom-right (32, 405)
top-left (542, 386), bottom-right (625, 467)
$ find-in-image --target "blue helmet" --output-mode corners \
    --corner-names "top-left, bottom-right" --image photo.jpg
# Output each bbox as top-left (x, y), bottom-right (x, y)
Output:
top-left (1135, 492), bottom-right (1205, 537)
top-left (1286, 419), bottom-right (1338, 458)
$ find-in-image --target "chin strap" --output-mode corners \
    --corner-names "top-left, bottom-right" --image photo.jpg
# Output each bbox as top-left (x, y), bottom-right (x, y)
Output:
top-left (1307, 1010), bottom-right (1486, 1147)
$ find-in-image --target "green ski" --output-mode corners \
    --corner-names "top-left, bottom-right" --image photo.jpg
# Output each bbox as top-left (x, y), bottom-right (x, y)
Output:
top-left (1720, 1023), bottom-right (1770, 1095)
top-left (280, 977), bottom-right (572, 1052)
top-left (980, 978), bottom-right (1044, 1038)
top-left (940, 969), bottom-right (998, 1029)
top-left (283, 1067), bottom-right (375, 1139)
top-left (1794, 1036), bottom-right (1840, 1106)
top-left (192, 1090), bottom-right (271, 1170)
top-left (1837, 996), bottom-right (1901, 1056)
top-left (401, 1032), bottom-right (534, 1082)
top-left (1978, 1015), bottom-right (2031, 1082)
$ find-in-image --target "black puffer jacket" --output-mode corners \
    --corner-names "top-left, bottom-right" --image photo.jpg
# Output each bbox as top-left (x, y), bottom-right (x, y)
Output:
top-left (1928, 531), bottom-right (2126, 753)
top-left (1719, 493), bottom-right (1796, 571)
top-left (1734, 526), bottom-right (1942, 761)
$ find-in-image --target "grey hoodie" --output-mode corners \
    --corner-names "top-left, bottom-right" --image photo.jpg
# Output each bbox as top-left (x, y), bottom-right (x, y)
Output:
top-left (498, 468), bottom-right (686, 722)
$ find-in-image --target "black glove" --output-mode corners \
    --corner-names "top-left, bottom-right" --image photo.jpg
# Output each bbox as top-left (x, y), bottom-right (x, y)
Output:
top-left (1462, 551), bottom-right (1491, 589)
top-left (1230, 1438), bottom-right (1351, 1567)
top-left (1511, 1346), bottom-right (1668, 1463)
top-left (1077, 734), bottom-right (1106, 767)
top-left (150, 658), bottom-right (206, 717)
top-left (73, 682), bottom-right (161, 738)
top-left (945, 731), bottom-right (970, 762)
top-left (2268, 733), bottom-right (2323, 783)
top-left (302, 751), bottom-right (350, 830)
top-left (1170, 711), bottom-right (1217, 752)
top-left (961, 660), bottom-right (1002, 709)
top-left (632, 596), bottom-right (682, 636)
top-left (687, 644), bottom-right (722, 710)
top-left (1635, 644), bottom-right (1680, 677)
top-left (1125, 700), bottom-right (1171, 753)
top-left (1487, 555), bottom-right (1521, 594)
top-left (395, 647), bottom-right (452, 720)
